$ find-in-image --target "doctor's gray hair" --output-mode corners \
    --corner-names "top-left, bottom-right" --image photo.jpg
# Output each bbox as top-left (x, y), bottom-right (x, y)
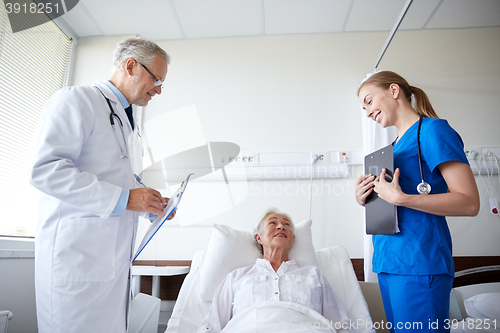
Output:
top-left (253, 208), bottom-right (294, 253)
top-left (112, 37), bottom-right (170, 73)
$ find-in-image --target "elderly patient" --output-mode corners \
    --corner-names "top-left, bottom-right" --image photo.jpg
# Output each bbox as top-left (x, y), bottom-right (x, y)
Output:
top-left (197, 209), bottom-right (352, 333)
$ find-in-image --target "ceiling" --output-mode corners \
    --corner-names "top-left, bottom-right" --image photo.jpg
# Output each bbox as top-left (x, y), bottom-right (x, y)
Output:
top-left (58, 0), bottom-right (500, 41)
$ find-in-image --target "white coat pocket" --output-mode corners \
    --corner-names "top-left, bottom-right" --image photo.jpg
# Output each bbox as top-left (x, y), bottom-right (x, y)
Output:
top-left (52, 217), bottom-right (120, 284)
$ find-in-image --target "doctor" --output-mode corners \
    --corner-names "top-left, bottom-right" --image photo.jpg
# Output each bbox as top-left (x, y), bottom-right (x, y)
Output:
top-left (29, 38), bottom-right (172, 333)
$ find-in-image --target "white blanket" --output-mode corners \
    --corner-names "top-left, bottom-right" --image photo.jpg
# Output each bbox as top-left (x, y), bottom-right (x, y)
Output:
top-left (221, 301), bottom-right (343, 333)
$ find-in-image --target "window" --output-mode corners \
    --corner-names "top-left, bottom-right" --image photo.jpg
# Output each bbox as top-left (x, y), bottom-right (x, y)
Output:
top-left (0, 1), bottom-right (72, 236)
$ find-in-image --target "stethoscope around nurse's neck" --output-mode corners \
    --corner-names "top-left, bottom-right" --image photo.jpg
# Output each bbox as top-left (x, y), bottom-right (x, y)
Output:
top-left (392, 116), bottom-right (431, 195)
top-left (416, 116), bottom-right (431, 195)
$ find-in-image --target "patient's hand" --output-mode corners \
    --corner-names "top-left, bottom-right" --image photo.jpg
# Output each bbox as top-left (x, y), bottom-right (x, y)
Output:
top-left (355, 174), bottom-right (375, 206)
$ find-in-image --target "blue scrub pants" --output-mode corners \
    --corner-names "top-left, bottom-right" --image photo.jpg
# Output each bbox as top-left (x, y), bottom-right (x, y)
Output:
top-left (378, 273), bottom-right (454, 333)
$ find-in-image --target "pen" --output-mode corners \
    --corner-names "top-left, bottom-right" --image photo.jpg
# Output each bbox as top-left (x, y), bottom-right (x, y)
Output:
top-left (133, 174), bottom-right (147, 188)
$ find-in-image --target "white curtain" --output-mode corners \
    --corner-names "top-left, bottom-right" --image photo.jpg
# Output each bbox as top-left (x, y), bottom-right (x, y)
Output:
top-left (361, 108), bottom-right (398, 282)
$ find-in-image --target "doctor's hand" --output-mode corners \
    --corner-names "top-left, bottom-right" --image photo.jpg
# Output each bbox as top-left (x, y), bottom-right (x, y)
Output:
top-left (162, 198), bottom-right (177, 220)
top-left (355, 174), bottom-right (375, 206)
top-left (373, 168), bottom-right (404, 205)
top-left (127, 188), bottom-right (166, 216)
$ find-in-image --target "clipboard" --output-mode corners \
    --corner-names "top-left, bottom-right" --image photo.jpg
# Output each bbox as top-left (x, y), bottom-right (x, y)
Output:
top-left (132, 173), bottom-right (194, 262)
top-left (364, 145), bottom-right (399, 235)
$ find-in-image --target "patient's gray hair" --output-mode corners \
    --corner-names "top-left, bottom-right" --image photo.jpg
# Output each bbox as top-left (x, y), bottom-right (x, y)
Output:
top-left (112, 37), bottom-right (170, 73)
top-left (253, 208), bottom-right (295, 253)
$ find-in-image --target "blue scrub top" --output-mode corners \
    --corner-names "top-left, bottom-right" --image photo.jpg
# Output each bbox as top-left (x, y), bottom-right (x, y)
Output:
top-left (372, 118), bottom-right (469, 277)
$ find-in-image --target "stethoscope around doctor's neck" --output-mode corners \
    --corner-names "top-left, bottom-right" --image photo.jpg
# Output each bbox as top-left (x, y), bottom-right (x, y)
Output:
top-left (95, 86), bottom-right (136, 159)
top-left (393, 115), bottom-right (431, 195)
top-left (102, 94), bottom-right (130, 159)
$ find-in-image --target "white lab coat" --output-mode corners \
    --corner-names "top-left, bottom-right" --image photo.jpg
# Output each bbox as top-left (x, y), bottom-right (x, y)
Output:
top-left (29, 81), bottom-right (142, 333)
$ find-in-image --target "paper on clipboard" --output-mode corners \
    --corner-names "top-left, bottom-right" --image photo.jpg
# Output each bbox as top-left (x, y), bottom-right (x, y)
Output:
top-left (132, 173), bottom-right (194, 262)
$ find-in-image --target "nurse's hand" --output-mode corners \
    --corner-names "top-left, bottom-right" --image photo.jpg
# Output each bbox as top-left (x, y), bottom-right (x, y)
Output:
top-left (128, 188), bottom-right (166, 216)
top-left (354, 174), bottom-right (375, 206)
top-left (373, 168), bottom-right (404, 205)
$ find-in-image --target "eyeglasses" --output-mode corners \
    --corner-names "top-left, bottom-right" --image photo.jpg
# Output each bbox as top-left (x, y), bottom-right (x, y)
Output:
top-left (137, 60), bottom-right (163, 88)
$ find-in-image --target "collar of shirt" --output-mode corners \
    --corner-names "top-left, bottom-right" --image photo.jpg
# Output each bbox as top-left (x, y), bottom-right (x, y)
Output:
top-left (103, 80), bottom-right (130, 109)
top-left (255, 258), bottom-right (297, 275)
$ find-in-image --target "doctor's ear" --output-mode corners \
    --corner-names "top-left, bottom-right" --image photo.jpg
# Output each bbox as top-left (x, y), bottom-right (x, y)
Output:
top-left (124, 58), bottom-right (136, 76)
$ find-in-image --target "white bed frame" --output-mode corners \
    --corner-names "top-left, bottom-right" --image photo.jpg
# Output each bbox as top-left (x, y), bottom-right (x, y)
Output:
top-left (449, 265), bottom-right (500, 320)
top-left (450, 282), bottom-right (500, 320)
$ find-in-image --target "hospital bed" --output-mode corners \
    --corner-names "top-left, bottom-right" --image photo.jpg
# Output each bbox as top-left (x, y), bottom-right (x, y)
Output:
top-left (0, 311), bottom-right (13, 333)
top-left (129, 293), bottom-right (161, 333)
top-left (165, 220), bottom-right (376, 333)
top-left (449, 265), bottom-right (500, 333)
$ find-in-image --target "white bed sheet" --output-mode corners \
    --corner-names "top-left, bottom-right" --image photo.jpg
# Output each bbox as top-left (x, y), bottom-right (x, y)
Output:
top-left (165, 251), bottom-right (210, 332)
top-left (166, 246), bottom-right (375, 333)
top-left (220, 301), bottom-right (337, 333)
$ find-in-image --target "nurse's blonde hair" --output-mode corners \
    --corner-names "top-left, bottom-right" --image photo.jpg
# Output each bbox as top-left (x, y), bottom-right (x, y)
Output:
top-left (358, 71), bottom-right (439, 119)
top-left (112, 37), bottom-right (170, 73)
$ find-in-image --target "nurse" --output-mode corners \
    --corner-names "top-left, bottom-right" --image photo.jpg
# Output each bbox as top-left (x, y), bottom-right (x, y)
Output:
top-left (28, 38), bottom-right (172, 333)
top-left (354, 71), bottom-right (479, 332)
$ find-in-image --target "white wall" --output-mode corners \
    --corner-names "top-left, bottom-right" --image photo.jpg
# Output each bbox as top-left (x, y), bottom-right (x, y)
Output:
top-left (70, 27), bottom-right (500, 259)
top-left (0, 238), bottom-right (36, 333)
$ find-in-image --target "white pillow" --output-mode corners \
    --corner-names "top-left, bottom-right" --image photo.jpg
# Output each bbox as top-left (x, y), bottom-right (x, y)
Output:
top-left (464, 292), bottom-right (500, 320)
top-left (199, 219), bottom-right (318, 301)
